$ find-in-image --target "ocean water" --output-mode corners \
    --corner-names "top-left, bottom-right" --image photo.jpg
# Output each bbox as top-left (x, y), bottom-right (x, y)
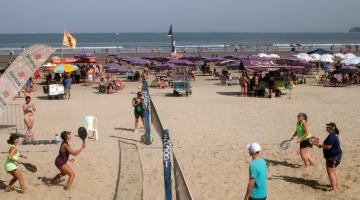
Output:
top-left (0, 32), bottom-right (359, 55)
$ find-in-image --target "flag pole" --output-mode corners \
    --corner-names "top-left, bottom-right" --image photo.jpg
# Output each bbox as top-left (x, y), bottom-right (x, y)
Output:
top-left (61, 30), bottom-right (65, 62)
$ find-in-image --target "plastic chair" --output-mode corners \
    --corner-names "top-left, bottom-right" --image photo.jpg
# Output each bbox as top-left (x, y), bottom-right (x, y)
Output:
top-left (84, 116), bottom-right (98, 140)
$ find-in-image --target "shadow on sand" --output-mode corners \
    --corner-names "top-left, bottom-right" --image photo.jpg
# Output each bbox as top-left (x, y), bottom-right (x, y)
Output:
top-left (0, 125), bottom-right (16, 130)
top-left (36, 96), bottom-right (64, 100)
top-left (205, 78), bottom-right (219, 81)
top-left (0, 179), bottom-right (7, 189)
top-left (114, 127), bottom-right (134, 132)
top-left (265, 159), bottom-right (302, 169)
top-left (110, 135), bottom-right (140, 144)
top-left (216, 91), bottom-right (240, 96)
top-left (38, 176), bottom-right (65, 187)
top-left (270, 175), bottom-right (331, 191)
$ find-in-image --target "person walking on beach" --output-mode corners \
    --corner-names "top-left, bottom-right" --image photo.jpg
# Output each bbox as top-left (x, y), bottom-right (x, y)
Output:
top-left (244, 143), bottom-right (267, 200)
top-left (51, 131), bottom-right (86, 190)
top-left (315, 123), bottom-right (342, 191)
top-left (291, 113), bottom-right (314, 167)
top-left (132, 92), bottom-right (145, 133)
top-left (63, 74), bottom-right (72, 100)
top-left (240, 72), bottom-right (250, 97)
top-left (23, 96), bottom-right (36, 142)
top-left (4, 134), bottom-right (27, 193)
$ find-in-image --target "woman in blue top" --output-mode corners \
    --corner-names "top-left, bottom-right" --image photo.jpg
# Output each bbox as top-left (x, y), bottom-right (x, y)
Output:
top-left (315, 122), bottom-right (342, 192)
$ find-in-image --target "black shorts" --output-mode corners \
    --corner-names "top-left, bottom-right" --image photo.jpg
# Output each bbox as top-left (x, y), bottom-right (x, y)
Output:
top-left (326, 155), bottom-right (342, 168)
top-left (250, 197), bottom-right (267, 200)
top-left (300, 139), bottom-right (313, 149)
top-left (134, 111), bottom-right (145, 119)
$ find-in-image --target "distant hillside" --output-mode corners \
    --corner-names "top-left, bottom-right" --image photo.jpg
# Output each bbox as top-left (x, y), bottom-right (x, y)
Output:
top-left (349, 27), bottom-right (360, 32)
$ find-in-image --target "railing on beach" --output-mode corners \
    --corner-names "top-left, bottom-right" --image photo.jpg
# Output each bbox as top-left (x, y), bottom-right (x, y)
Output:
top-left (0, 104), bottom-right (24, 132)
top-left (150, 97), bottom-right (194, 200)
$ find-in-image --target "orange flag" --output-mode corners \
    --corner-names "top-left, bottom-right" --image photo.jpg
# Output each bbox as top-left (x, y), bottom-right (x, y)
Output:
top-left (63, 31), bottom-right (77, 48)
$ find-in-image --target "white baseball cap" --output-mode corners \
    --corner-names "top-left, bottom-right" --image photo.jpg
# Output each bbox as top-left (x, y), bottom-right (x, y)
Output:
top-left (246, 143), bottom-right (262, 153)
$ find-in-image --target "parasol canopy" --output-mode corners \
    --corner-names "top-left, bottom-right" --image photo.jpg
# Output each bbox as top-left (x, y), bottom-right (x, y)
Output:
top-left (307, 48), bottom-right (332, 55)
top-left (341, 57), bottom-right (360, 65)
top-left (344, 53), bottom-right (357, 60)
top-left (104, 63), bottom-right (129, 73)
top-left (51, 64), bottom-right (78, 73)
top-left (334, 66), bottom-right (359, 74)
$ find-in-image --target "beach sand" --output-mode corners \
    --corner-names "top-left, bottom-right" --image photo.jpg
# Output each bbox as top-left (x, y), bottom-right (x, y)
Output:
top-left (0, 78), bottom-right (164, 200)
top-left (0, 68), bottom-right (359, 199)
top-left (150, 76), bottom-right (360, 200)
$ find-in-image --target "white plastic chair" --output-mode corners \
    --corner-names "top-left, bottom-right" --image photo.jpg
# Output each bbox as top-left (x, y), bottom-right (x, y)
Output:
top-left (84, 116), bottom-right (98, 141)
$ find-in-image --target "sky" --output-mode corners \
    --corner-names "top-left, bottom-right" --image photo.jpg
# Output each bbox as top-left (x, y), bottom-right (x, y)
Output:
top-left (0, 0), bottom-right (359, 33)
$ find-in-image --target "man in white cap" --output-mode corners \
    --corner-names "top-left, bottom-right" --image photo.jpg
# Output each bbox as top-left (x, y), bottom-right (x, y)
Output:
top-left (244, 143), bottom-right (267, 200)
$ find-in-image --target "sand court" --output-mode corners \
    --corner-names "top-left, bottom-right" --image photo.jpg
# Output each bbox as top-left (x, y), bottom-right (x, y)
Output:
top-left (0, 74), bottom-right (359, 199)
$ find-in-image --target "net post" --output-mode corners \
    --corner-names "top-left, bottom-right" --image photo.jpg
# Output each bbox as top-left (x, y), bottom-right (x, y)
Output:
top-left (162, 129), bottom-right (172, 200)
top-left (142, 80), bottom-right (151, 145)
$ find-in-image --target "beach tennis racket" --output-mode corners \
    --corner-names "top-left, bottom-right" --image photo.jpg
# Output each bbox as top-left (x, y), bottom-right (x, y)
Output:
top-left (78, 127), bottom-right (88, 143)
top-left (22, 162), bottom-right (37, 173)
top-left (279, 139), bottom-right (292, 150)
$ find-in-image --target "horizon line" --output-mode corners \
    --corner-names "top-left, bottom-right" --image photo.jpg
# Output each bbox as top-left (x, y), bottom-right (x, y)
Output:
top-left (0, 31), bottom-right (355, 35)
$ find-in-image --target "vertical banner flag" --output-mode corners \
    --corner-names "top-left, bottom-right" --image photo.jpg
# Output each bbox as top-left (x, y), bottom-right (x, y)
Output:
top-left (167, 24), bottom-right (176, 55)
top-left (63, 31), bottom-right (77, 48)
top-left (0, 45), bottom-right (54, 115)
top-left (142, 81), bottom-right (151, 145)
top-left (162, 129), bottom-right (172, 200)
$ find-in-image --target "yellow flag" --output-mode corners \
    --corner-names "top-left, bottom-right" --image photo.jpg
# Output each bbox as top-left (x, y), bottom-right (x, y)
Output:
top-left (63, 31), bottom-right (77, 48)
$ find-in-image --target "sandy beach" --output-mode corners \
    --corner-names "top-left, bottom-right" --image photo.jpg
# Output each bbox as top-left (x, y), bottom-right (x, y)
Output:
top-left (0, 62), bottom-right (359, 200)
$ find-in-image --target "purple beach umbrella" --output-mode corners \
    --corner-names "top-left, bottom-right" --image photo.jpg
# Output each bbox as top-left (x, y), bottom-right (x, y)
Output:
top-left (202, 57), bottom-right (225, 62)
top-left (155, 63), bottom-right (176, 70)
top-left (334, 66), bottom-right (359, 74)
top-left (104, 63), bottom-right (129, 73)
top-left (168, 59), bottom-right (194, 66)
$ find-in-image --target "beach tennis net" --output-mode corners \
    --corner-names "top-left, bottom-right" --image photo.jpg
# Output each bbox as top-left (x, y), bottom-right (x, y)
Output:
top-left (150, 97), bottom-right (194, 200)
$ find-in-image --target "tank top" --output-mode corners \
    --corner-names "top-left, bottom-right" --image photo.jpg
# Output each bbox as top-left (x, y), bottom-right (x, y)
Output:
top-left (296, 122), bottom-right (312, 141)
top-left (134, 98), bottom-right (143, 112)
top-left (5, 145), bottom-right (19, 172)
top-left (59, 142), bottom-right (70, 160)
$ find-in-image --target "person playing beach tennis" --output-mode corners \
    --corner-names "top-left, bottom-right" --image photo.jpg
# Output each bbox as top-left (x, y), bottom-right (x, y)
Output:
top-left (315, 123), bottom-right (342, 191)
top-left (4, 134), bottom-right (27, 193)
top-left (244, 143), bottom-right (267, 200)
top-left (132, 92), bottom-right (145, 133)
top-left (23, 96), bottom-right (36, 142)
top-left (51, 131), bottom-right (85, 190)
top-left (291, 113), bottom-right (314, 167)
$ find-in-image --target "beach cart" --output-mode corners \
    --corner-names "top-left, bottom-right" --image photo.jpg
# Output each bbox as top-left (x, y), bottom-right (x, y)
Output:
top-left (172, 66), bottom-right (192, 96)
top-left (43, 84), bottom-right (64, 99)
